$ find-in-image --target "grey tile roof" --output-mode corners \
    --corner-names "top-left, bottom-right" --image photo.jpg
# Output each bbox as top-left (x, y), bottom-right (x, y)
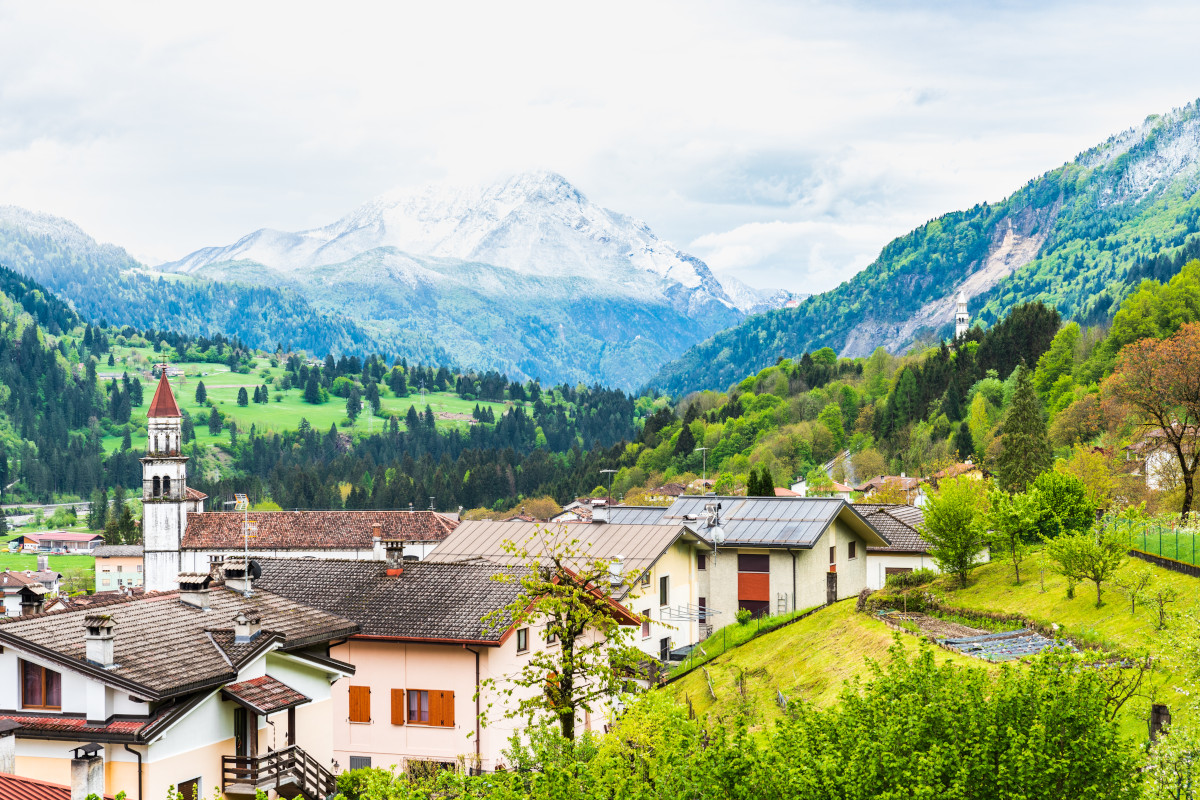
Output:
top-left (92, 545), bottom-right (144, 558)
top-left (0, 585), bottom-right (358, 699)
top-left (853, 503), bottom-right (930, 553)
top-left (605, 506), bottom-right (671, 525)
top-left (254, 558), bottom-right (523, 643)
top-left (660, 496), bottom-right (890, 548)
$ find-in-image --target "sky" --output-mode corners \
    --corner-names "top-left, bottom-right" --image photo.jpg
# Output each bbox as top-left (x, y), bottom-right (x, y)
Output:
top-left (1, 1), bottom-right (1199, 294)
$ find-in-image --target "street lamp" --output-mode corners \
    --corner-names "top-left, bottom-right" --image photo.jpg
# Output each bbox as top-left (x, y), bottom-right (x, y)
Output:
top-left (694, 447), bottom-right (710, 488)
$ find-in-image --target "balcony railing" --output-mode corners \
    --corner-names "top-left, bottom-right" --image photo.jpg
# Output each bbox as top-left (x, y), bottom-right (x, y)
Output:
top-left (222, 744), bottom-right (337, 800)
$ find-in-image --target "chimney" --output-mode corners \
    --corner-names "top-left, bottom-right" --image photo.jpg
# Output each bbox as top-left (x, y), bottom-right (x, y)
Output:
top-left (233, 608), bottom-right (262, 644)
top-left (0, 720), bottom-right (18, 774)
top-left (223, 556), bottom-right (253, 594)
top-left (371, 523), bottom-right (385, 561)
top-left (178, 573), bottom-right (212, 609)
top-left (609, 555), bottom-right (624, 587)
top-left (19, 586), bottom-right (44, 616)
top-left (37, 554), bottom-right (48, 572)
top-left (84, 615), bottom-right (117, 668)
top-left (592, 504), bottom-right (609, 524)
top-left (70, 743), bottom-right (105, 800)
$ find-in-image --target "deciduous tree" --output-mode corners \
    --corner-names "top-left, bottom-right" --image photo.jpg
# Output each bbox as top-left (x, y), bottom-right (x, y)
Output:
top-left (919, 476), bottom-right (989, 586)
top-left (1105, 322), bottom-right (1200, 519)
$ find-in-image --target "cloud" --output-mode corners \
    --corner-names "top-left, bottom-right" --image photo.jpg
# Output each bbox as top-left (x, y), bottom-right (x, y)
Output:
top-left (0, 0), bottom-right (1197, 288)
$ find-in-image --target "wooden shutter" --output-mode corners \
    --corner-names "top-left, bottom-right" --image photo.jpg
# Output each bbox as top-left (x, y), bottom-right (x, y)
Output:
top-left (348, 685), bottom-right (371, 723)
top-left (391, 689), bottom-right (405, 725)
top-left (435, 690), bottom-right (455, 727)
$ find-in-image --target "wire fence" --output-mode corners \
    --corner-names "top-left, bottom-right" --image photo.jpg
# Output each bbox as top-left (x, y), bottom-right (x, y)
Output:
top-left (666, 605), bottom-right (822, 680)
top-left (1113, 517), bottom-right (1200, 567)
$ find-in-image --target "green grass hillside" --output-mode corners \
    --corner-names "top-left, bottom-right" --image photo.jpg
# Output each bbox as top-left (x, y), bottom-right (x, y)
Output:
top-left (665, 553), bottom-right (1199, 740)
top-left (664, 600), bottom-right (981, 728)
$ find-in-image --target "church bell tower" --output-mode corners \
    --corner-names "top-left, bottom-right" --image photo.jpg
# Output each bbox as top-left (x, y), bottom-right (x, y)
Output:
top-left (955, 291), bottom-right (970, 339)
top-left (141, 367), bottom-right (189, 592)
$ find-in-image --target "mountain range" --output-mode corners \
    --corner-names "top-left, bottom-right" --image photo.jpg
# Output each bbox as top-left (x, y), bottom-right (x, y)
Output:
top-left (647, 99), bottom-right (1200, 396)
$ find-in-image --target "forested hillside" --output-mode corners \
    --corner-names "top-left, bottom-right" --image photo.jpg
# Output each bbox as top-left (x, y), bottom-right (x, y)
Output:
top-left (0, 206), bottom-right (372, 357)
top-left (649, 100), bottom-right (1200, 396)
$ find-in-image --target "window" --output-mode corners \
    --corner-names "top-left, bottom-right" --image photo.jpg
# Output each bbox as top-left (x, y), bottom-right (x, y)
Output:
top-left (348, 685), bottom-right (371, 723)
top-left (407, 689), bottom-right (455, 727)
top-left (698, 597), bottom-right (707, 624)
top-left (697, 553), bottom-right (706, 571)
top-left (516, 627), bottom-right (529, 653)
top-left (349, 756), bottom-right (372, 770)
top-left (137, 564), bottom-right (142, 573)
top-left (152, 476), bottom-right (161, 497)
top-left (658, 576), bottom-right (669, 607)
top-left (737, 554), bottom-right (770, 617)
top-left (640, 570), bottom-right (651, 586)
top-left (21, 660), bottom-right (62, 710)
top-left (178, 778), bottom-right (200, 800)
top-left (163, 476), bottom-right (172, 496)
top-left (848, 541), bottom-right (857, 560)
top-left (736, 554), bottom-right (769, 573)
top-left (117, 565), bottom-right (124, 573)
top-left (641, 609), bottom-right (651, 639)
top-left (829, 545), bottom-right (836, 565)
top-left (659, 637), bottom-right (672, 662)
top-left (545, 625), bottom-right (558, 646)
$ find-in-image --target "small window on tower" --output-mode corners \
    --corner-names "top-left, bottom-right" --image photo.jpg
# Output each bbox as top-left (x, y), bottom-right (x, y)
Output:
top-left (152, 476), bottom-right (161, 497)
top-left (163, 476), bottom-right (172, 497)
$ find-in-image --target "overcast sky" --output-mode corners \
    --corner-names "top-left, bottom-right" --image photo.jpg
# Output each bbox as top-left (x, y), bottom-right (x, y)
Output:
top-left (1, 1), bottom-right (1198, 294)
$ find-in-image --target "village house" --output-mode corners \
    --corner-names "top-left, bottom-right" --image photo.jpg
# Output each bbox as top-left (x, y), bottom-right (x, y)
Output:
top-left (854, 503), bottom-right (936, 589)
top-left (255, 557), bottom-right (638, 774)
top-left (14, 533), bottom-right (103, 554)
top-left (1123, 427), bottom-right (1194, 490)
top-left (927, 461), bottom-right (985, 488)
top-left (0, 564), bottom-right (358, 800)
top-left (0, 570), bottom-right (59, 619)
top-left (854, 475), bottom-right (927, 506)
top-left (92, 546), bottom-right (144, 592)
top-left (424, 516), bottom-right (713, 661)
top-left (139, 371), bottom-right (459, 593)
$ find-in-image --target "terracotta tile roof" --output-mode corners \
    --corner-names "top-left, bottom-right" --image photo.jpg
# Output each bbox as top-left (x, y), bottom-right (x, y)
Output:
top-left (855, 475), bottom-right (923, 492)
top-left (181, 510), bottom-right (459, 550)
top-left (18, 532), bottom-right (103, 543)
top-left (0, 586), bottom-right (357, 699)
top-left (92, 544), bottom-right (144, 558)
top-left (256, 558), bottom-right (523, 643)
top-left (222, 674), bottom-right (310, 714)
top-left (651, 483), bottom-right (687, 497)
top-left (0, 773), bottom-right (114, 800)
top-left (185, 486), bottom-right (208, 501)
top-left (147, 372), bottom-right (182, 418)
top-left (854, 503), bottom-right (930, 554)
top-left (773, 487), bottom-right (801, 497)
top-left (0, 571), bottom-right (42, 590)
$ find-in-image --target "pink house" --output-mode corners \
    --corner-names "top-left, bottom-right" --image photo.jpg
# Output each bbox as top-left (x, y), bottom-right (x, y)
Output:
top-left (256, 558), bottom-right (638, 772)
top-left (16, 533), bottom-right (103, 553)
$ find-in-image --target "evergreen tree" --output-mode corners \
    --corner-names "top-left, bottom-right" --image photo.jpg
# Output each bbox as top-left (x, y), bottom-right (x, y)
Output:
top-left (237, 387), bottom-right (249, 406)
top-left (0, 441), bottom-right (7, 498)
top-left (195, 381), bottom-right (207, 404)
top-left (89, 487), bottom-right (108, 530)
top-left (130, 377), bottom-right (143, 407)
top-left (994, 365), bottom-right (1053, 493)
top-left (121, 427), bottom-right (132, 451)
top-left (405, 405), bottom-right (421, 431)
top-left (365, 381), bottom-right (381, 414)
top-left (747, 467), bottom-right (762, 497)
top-left (304, 375), bottom-right (321, 405)
top-left (107, 353), bottom-right (115, 366)
top-left (346, 388), bottom-right (362, 422)
top-left (674, 422), bottom-right (696, 457)
top-left (208, 406), bottom-right (222, 435)
top-left (956, 421), bottom-right (975, 462)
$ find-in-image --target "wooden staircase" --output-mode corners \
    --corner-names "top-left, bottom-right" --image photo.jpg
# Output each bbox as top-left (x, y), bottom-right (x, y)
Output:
top-left (222, 745), bottom-right (338, 800)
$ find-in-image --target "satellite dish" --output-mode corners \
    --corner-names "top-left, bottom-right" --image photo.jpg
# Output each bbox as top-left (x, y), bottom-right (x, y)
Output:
top-left (711, 526), bottom-right (726, 545)
top-left (248, 559), bottom-right (263, 580)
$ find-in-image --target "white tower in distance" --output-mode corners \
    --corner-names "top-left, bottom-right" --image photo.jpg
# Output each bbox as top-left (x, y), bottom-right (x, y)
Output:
top-left (141, 367), bottom-right (189, 592)
top-left (955, 291), bottom-right (969, 339)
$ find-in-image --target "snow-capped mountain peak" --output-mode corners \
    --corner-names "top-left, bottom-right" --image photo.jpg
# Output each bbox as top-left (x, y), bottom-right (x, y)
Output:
top-left (160, 171), bottom-right (734, 307)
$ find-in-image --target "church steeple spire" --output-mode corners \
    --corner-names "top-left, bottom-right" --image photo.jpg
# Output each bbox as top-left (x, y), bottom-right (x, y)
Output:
top-left (955, 291), bottom-right (969, 339)
top-left (142, 364), bottom-right (189, 592)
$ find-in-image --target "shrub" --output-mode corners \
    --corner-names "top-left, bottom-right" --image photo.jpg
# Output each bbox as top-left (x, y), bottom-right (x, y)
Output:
top-left (884, 568), bottom-right (939, 589)
top-left (736, 608), bottom-right (753, 625)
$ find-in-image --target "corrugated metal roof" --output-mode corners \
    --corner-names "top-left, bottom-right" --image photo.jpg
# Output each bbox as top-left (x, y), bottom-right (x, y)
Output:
top-left (605, 506), bottom-right (671, 525)
top-left (661, 496), bottom-right (888, 548)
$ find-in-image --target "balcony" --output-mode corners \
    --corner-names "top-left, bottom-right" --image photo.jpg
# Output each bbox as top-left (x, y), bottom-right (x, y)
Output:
top-left (222, 744), bottom-right (337, 800)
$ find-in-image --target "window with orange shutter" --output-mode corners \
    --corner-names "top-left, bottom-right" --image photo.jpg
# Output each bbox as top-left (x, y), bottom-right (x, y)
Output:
top-left (348, 685), bottom-right (371, 723)
top-left (405, 689), bottom-right (455, 727)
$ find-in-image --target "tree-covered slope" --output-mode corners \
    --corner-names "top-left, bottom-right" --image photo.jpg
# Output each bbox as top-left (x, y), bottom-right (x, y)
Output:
top-left (649, 99), bottom-right (1200, 397)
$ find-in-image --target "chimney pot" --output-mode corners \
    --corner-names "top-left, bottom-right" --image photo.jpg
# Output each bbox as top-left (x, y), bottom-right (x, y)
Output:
top-left (233, 608), bottom-right (262, 643)
top-left (177, 572), bottom-right (212, 609)
top-left (84, 614), bottom-right (116, 668)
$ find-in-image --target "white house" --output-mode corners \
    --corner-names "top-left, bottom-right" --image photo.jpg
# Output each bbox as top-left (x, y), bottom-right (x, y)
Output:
top-left (0, 567), bottom-right (358, 800)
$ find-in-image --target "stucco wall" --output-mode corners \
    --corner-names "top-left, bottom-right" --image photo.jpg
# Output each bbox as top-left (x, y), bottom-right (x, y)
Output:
top-left (865, 552), bottom-right (938, 589)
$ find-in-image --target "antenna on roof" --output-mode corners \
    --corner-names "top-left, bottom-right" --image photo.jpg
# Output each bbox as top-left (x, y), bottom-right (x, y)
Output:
top-left (234, 493), bottom-right (254, 597)
top-left (429, 496), bottom-right (435, 511)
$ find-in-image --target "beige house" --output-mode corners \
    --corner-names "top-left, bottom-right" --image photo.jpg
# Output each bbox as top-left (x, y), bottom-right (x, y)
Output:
top-left (92, 545), bottom-right (144, 592)
top-left (256, 558), bottom-right (639, 773)
top-left (0, 567), bottom-right (357, 800)
top-left (424, 519), bottom-right (713, 660)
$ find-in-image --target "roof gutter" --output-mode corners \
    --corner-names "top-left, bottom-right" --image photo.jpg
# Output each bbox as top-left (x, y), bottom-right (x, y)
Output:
top-left (350, 634), bottom-right (502, 647)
